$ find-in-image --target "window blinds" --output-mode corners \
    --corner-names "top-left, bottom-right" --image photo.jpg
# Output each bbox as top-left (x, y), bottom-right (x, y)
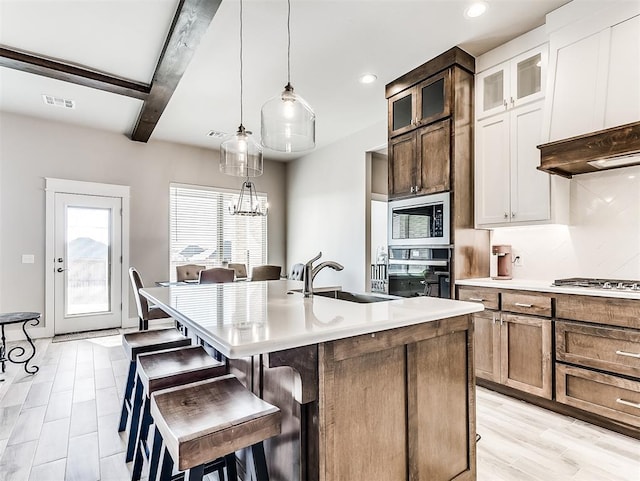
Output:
top-left (169, 184), bottom-right (267, 281)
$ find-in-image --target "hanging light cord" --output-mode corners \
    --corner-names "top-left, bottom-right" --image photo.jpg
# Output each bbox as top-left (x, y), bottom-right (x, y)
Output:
top-left (240, 0), bottom-right (244, 126)
top-left (287, 0), bottom-right (291, 85)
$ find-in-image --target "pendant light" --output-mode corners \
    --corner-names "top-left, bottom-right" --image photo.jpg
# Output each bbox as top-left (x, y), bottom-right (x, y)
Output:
top-left (261, 0), bottom-right (315, 153)
top-left (220, 0), bottom-right (263, 177)
top-left (229, 178), bottom-right (268, 216)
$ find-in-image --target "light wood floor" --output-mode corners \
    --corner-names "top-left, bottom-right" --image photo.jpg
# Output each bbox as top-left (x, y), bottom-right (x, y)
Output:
top-left (0, 335), bottom-right (638, 481)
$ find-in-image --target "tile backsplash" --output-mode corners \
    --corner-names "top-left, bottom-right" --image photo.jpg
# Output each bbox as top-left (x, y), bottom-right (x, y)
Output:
top-left (490, 165), bottom-right (640, 281)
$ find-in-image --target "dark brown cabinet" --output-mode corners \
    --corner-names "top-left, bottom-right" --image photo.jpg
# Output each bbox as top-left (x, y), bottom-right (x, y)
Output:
top-left (387, 47), bottom-right (490, 292)
top-left (388, 69), bottom-right (452, 138)
top-left (457, 287), bottom-right (553, 400)
top-left (389, 118), bottom-right (451, 198)
top-left (458, 284), bottom-right (640, 438)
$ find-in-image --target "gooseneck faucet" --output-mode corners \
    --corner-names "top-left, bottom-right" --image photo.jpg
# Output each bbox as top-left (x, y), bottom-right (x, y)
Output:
top-left (303, 251), bottom-right (344, 298)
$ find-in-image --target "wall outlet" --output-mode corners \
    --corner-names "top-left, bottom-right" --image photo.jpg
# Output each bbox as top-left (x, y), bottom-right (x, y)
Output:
top-left (514, 255), bottom-right (524, 268)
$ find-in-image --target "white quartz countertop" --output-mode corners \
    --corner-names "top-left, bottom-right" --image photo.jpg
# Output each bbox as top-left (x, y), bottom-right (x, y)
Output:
top-left (455, 278), bottom-right (640, 300)
top-left (141, 280), bottom-right (483, 358)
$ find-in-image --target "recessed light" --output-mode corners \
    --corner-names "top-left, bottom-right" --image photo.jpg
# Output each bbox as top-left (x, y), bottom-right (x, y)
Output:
top-left (465, 1), bottom-right (488, 18)
top-left (359, 73), bottom-right (377, 84)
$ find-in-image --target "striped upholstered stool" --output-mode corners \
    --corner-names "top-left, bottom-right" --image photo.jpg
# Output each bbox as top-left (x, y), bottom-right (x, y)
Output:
top-left (150, 375), bottom-right (281, 481)
top-left (129, 345), bottom-right (226, 480)
top-left (118, 328), bottom-right (191, 434)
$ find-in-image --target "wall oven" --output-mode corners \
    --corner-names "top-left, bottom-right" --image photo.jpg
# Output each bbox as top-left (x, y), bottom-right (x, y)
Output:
top-left (388, 192), bottom-right (450, 246)
top-left (387, 246), bottom-right (451, 298)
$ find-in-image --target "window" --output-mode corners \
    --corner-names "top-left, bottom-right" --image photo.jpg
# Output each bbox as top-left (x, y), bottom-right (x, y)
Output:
top-left (169, 184), bottom-right (267, 281)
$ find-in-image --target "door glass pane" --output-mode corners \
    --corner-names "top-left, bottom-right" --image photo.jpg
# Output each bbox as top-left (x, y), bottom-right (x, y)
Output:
top-left (517, 53), bottom-right (542, 100)
top-left (421, 78), bottom-right (445, 119)
top-left (66, 206), bottom-right (111, 315)
top-left (392, 94), bottom-right (413, 131)
top-left (483, 71), bottom-right (504, 111)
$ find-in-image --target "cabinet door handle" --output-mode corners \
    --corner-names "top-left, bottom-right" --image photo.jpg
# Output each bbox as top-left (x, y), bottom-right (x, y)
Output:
top-left (503, 99), bottom-right (508, 109)
top-left (616, 350), bottom-right (640, 359)
top-left (514, 303), bottom-right (533, 308)
top-left (616, 398), bottom-right (640, 410)
top-left (469, 297), bottom-right (484, 302)
top-left (410, 186), bottom-right (415, 193)
top-left (512, 212), bottom-right (516, 218)
top-left (499, 317), bottom-right (503, 326)
top-left (504, 212), bottom-right (509, 219)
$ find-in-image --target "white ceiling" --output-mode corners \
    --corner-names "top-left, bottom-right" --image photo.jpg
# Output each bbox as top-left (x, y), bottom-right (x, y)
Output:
top-left (0, 0), bottom-right (575, 161)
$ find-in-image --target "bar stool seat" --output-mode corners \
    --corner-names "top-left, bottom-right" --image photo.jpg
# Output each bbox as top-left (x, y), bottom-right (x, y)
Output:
top-left (129, 346), bottom-right (226, 480)
top-left (151, 375), bottom-right (281, 481)
top-left (118, 328), bottom-right (191, 433)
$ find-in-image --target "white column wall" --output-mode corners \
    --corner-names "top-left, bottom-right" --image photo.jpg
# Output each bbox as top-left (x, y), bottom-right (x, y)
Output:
top-left (286, 121), bottom-right (387, 292)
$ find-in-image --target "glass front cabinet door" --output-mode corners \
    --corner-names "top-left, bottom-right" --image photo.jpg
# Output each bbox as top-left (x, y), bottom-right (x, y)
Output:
top-left (476, 45), bottom-right (547, 119)
top-left (388, 69), bottom-right (452, 137)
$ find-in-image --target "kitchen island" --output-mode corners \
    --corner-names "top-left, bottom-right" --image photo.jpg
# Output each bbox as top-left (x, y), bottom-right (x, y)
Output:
top-left (141, 280), bottom-right (483, 481)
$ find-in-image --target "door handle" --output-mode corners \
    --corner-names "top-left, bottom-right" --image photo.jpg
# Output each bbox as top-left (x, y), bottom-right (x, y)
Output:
top-left (56, 267), bottom-right (67, 273)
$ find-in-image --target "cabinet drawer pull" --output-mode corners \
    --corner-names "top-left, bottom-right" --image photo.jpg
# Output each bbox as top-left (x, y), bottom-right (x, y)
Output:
top-left (514, 303), bottom-right (533, 308)
top-left (616, 398), bottom-right (640, 410)
top-left (616, 350), bottom-right (640, 359)
top-left (468, 297), bottom-right (484, 302)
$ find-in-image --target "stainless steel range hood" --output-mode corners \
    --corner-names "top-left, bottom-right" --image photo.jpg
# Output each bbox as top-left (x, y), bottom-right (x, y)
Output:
top-left (537, 121), bottom-right (640, 178)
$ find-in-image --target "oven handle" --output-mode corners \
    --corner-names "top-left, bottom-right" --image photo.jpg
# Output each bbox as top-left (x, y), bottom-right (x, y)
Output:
top-left (388, 259), bottom-right (449, 267)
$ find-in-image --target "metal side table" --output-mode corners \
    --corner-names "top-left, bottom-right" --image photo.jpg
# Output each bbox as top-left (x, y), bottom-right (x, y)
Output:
top-left (0, 312), bottom-right (40, 375)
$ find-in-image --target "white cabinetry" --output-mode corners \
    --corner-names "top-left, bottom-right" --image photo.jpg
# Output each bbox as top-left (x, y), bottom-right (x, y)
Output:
top-left (544, 7), bottom-right (640, 142)
top-left (475, 37), bottom-right (567, 228)
top-left (476, 101), bottom-right (550, 226)
top-left (476, 45), bottom-right (547, 120)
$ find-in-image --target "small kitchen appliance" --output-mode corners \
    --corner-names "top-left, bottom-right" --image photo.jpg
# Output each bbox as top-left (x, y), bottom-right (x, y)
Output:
top-left (491, 245), bottom-right (512, 280)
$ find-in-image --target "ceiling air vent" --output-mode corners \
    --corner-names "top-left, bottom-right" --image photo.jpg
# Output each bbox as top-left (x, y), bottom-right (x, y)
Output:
top-left (207, 130), bottom-right (226, 138)
top-left (42, 95), bottom-right (75, 109)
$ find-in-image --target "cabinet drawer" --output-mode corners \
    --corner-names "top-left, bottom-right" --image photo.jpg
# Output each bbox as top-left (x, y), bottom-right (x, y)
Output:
top-left (556, 294), bottom-right (640, 329)
top-left (556, 364), bottom-right (640, 428)
top-left (457, 287), bottom-right (499, 310)
top-left (502, 292), bottom-right (552, 317)
top-left (556, 322), bottom-right (640, 379)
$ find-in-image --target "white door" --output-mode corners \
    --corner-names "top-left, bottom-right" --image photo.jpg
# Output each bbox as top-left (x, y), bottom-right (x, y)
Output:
top-left (54, 193), bottom-right (122, 334)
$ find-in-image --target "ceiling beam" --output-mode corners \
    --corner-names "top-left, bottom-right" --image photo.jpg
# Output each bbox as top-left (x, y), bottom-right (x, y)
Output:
top-left (131, 0), bottom-right (222, 143)
top-left (0, 47), bottom-right (150, 100)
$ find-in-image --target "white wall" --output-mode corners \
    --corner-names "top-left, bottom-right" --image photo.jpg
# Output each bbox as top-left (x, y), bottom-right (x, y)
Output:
top-left (0, 112), bottom-right (286, 333)
top-left (491, 165), bottom-right (640, 280)
top-left (286, 121), bottom-right (387, 292)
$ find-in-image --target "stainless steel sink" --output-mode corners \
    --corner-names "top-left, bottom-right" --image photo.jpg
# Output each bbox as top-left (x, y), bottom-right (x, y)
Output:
top-left (313, 289), bottom-right (396, 304)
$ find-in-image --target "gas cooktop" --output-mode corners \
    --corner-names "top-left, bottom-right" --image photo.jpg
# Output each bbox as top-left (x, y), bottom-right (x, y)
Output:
top-left (553, 277), bottom-right (640, 291)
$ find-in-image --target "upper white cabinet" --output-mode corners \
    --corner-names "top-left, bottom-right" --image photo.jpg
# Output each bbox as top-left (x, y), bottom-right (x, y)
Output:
top-left (476, 100), bottom-right (551, 226)
top-left (476, 45), bottom-right (547, 120)
top-left (544, 8), bottom-right (640, 142)
top-left (474, 36), bottom-right (567, 228)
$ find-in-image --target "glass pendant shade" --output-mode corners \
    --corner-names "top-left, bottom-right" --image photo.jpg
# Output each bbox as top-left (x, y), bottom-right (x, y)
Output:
top-left (261, 83), bottom-right (315, 152)
top-left (220, 125), bottom-right (263, 177)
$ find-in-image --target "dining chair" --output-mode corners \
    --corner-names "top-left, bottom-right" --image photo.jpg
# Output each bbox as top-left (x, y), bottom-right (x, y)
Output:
top-left (228, 263), bottom-right (248, 279)
top-left (289, 263), bottom-right (305, 281)
top-left (176, 264), bottom-right (205, 282)
top-left (198, 267), bottom-right (235, 284)
top-left (251, 265), bottom-right (282, 281)
top-left (129, 267), bottom-right (173, 330)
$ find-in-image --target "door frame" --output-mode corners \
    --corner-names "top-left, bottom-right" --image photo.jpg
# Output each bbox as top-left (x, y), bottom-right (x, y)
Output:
top-left (45, 178), bottom-right (130, 338)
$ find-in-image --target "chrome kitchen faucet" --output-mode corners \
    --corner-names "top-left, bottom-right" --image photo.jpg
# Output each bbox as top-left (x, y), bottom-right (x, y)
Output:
top-left (303, 252), bottom-right (344, 298)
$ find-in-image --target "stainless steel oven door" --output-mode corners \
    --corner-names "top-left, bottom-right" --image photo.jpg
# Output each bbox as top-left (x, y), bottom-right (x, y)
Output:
top-left (388, 192), bottom-right (450, 246)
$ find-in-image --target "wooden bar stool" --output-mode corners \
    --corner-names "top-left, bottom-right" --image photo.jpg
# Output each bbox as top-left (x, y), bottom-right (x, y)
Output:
top-left (118, 328), bottom-right (191, 434)
top-left (150, 375), bottom-right (281, 481)
top-left (129, 346), bottom-right (226, 480)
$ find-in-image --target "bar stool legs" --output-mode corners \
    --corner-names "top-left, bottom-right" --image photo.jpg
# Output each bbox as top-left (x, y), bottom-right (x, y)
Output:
top-left (118, 360), bottom-right (137, 432)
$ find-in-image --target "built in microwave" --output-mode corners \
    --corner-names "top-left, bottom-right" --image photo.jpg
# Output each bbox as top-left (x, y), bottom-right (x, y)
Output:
top-left (388, 192), bottom-right (450, 246)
